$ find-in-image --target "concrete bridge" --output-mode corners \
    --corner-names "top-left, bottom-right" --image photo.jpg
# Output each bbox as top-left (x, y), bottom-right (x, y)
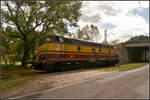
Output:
top-left (119, 41), bottom-right (149, 64)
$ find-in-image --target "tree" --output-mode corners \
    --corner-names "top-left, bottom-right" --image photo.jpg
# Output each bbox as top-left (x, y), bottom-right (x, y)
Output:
top-left (0, 33), bottom-right (11, 65)
top-left (109, 39), bottom-right (121, 47)
top-left (126, 35), bottom-right (149, 43)
top-left (2, 1), bottom-right (82, 67)
top-left (76, 24), bottom-right (100, 42)
top-left (1, 26), bottom-right (24, 65)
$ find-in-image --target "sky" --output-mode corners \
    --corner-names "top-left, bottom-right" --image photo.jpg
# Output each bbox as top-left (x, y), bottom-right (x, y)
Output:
top-left (75, 1), bottom-right (149, 43)
top-left (2, 1), bottom-right (149, 43)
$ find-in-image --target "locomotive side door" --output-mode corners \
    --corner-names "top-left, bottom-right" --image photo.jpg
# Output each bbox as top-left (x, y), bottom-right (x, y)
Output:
top-left (54, 36), bottom-right (65, 62)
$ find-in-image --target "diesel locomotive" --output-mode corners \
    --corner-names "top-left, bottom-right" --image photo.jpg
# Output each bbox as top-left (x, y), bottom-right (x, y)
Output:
top-left (33, 35), bottom-right (119, 71)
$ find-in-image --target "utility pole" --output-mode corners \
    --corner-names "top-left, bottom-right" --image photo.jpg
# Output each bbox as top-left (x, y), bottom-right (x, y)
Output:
top-left (104, 29), bottom-right (108, 44)
top-left (138, 1), bottom-right (142, 8)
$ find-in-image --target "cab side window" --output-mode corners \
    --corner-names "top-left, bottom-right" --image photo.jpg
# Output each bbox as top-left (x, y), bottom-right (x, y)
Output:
top-left (55, 37), bottom-right (60, 42)
top-left (59, 37), bottom-right (64, 42)
top-left (55, 37), bottom-right (64, 43)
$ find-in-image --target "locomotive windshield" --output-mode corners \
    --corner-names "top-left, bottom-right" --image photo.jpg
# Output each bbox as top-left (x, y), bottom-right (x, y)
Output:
top-left (55, 36), bottom-right (64, 43)
top-left (38, 35), bottom-right (64, 46)
top-left (39, 36), bottom-right (52, 46)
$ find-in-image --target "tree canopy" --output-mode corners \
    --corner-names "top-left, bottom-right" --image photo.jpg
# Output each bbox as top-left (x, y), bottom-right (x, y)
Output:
top-left (1, 1), bottom-right (82, 67)
top-left (69, 24), bottom-right (100, 42)
top-left (126, 35), bottom-right (149, 43)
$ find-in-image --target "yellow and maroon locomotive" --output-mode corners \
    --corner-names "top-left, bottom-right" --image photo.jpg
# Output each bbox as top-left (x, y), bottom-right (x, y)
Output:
top-left (34, 35), bottom-right (119, 71)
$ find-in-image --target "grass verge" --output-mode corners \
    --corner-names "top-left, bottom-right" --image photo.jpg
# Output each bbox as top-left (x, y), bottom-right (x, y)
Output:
top-left (97, 62), bottom-right (149, 72)
top-left (0, 65), bottom-right (42, 94)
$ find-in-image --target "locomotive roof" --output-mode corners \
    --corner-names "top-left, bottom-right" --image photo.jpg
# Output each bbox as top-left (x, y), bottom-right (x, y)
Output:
top-left (44, 34), bottom-right (115, 49)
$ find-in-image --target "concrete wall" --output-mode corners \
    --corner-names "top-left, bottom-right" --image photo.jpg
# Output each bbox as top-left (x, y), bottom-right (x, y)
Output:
top-left (119, 44), bottom-right (128, 64)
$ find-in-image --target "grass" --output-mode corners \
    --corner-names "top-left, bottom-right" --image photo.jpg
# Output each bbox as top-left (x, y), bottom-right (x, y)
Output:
top-left (0, 62), bottom-right (149, 94)
top-left (96, 62), bottom-right (149, 72)
top-left (0, 65), bottom-right (42, 93)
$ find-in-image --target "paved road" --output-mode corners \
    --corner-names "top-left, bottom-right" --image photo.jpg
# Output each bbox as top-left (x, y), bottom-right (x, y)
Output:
top-left (11, 65), bottom-right (149, 99)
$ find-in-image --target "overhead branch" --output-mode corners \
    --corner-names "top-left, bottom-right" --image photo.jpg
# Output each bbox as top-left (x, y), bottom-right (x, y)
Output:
top-left (5, 33), bottom-right (24, 40)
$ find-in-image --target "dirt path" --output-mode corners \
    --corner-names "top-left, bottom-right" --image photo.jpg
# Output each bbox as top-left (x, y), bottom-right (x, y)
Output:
top-left (17, 65), bottom-right (149, 99)
top-left (3, 68), bottom-right (114, 98)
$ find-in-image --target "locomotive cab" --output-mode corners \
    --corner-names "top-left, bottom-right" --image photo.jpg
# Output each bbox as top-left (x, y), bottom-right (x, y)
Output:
top-left (33, 35), bottom-right (65, 70)
top-left (34, 35), bottom-right (53, 69)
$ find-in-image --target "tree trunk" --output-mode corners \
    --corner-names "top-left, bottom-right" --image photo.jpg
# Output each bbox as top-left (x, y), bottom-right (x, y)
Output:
top-left (21, 41), bottom-right (30, 67)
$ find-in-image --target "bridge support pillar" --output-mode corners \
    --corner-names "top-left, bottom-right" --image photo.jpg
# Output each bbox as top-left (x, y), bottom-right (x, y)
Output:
top-left (119, 44), bottom-right (128, 64)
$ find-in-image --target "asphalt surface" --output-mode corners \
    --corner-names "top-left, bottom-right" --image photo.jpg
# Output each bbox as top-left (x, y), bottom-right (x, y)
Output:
top-left (10, 65), bottom-right (149, 99)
